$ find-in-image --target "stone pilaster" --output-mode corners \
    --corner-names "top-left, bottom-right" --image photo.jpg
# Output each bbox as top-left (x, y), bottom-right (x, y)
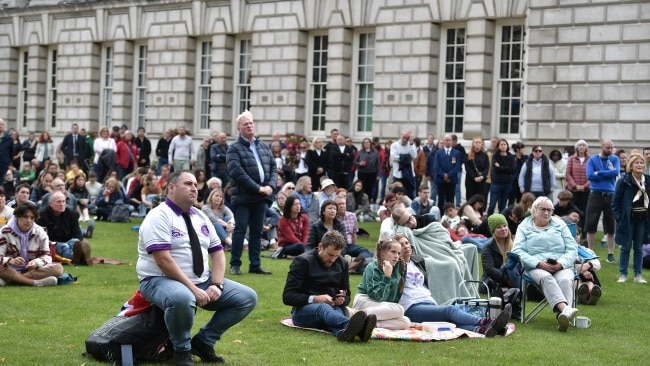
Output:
top-left (325, 27), bottom-right (352, 136)
top-left (463, 19), bottom-right (494, 139)
top-left (208, 34), bottom-right (235, 135)
top-left (110, 40), bottom-right (134, 130)
top-left (250, 29), bottom-right (307, 136)
top-left (56, 42), bottom-right (100, 133)
top-left (146, 36), bottom-right (196, 133)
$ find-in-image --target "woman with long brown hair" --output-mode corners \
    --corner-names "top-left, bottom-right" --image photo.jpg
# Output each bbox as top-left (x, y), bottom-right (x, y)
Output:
top-left (465, 136), bottom-right (489, 200)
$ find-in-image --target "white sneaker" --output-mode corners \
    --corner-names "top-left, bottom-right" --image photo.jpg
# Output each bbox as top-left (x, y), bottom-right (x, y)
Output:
top-left (634, 275), bottom-right (647, 284)
top-left (617, 275), bottom-right (627, 283)
top-left (557, 306), bottom-right (579, 332)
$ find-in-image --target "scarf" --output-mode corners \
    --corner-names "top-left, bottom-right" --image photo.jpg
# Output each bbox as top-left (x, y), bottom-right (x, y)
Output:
top-left (8, 217), bottom-right (34, 271)
top-left (631, 174), bottom-right (649, 208)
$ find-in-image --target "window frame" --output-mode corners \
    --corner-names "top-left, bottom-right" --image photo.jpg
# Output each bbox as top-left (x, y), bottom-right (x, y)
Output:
top-left (132, 43), bottom-right (148, 130)
top-left (493, 21), bottom-right (525, 137)
top-left (195, 39), bottom-right (212, 132)
top-left (233, 37), bottom-right (252, 121)
top-left (46, 47), bottom-right (58, 129)
top-left (99, 44), bottom-right (114, 127)
top-left (439, 25), bottom-right (467, 135)
top-left (17, 49), bottom-right (29, 128)
top-left (305, 32), bottom-right (329, 134)
top-left (351, 30), bottom-right (375, 137)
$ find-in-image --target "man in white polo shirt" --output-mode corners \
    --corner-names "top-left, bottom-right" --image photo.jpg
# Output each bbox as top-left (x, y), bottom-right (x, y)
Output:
top-left (137, 170), bottom-right (257, 366)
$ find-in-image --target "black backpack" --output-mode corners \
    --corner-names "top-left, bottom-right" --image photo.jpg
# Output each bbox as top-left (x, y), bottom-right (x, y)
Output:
top-left (108, 204), bottom-right (131, 223)
top-left (84, 306), bottom-right (173, 364)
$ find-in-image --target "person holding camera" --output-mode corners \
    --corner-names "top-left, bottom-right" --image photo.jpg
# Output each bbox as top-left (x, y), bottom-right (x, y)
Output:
top-left (282, 230), bottom-right (376, 342)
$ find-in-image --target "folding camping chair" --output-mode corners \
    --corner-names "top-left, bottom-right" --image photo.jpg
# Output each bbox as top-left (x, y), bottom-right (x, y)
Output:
top-left (506, 252), bottom-right (581, 324)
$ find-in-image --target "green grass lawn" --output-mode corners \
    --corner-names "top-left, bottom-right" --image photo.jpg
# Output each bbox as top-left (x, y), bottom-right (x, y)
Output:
top-left (0, 220), bottom-right (648, 365)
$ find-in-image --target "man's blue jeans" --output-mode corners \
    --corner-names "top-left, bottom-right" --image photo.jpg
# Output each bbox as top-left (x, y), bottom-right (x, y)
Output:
top-left (292, 303), bottom-right (349, 337)
top-left (139, 274), bottom-right (257, 351)
top-left (231, 200), bottom-right (268, 269)
top-left (56, 239), bottom-right (80, 259)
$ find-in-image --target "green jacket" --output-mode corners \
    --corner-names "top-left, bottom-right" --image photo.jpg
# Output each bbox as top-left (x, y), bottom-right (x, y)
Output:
top-left (357, 261), bottom-right (402, 303)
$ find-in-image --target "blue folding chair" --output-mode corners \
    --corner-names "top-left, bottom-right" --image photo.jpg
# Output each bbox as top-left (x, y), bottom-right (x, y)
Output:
top-left (506, 252), bottom-right (580, 324)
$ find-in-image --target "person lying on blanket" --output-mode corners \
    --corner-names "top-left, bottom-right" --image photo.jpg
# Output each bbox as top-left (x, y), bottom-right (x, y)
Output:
top-left (395, 233), bottom-right (511, 337)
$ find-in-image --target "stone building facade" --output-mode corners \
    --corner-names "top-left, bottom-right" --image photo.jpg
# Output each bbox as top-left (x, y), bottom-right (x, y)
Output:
top-left (0, 0), bottom-right (647, 149)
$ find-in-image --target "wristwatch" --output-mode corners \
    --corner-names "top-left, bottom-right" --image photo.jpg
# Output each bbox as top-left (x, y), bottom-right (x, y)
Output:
top-left (212, 283), bottom-right (224, 291)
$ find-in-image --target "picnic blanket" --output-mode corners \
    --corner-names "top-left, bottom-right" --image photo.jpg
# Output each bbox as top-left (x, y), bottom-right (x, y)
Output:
top-left (395, 221), bottom-right (479, 305)
top-left (280, 318), bottom-right (514, 341)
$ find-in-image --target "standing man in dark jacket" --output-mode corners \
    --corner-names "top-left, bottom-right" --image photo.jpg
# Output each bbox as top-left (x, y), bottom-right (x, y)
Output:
top-left (329, 134), bottom-right (354, 190)
top-left (155, 129), bottom-right (173, 175)
top-left (210, 132), bottom-right (229, 186)
top-left (227, 111), bottom-right (277, 276)
top-left (134, 127), bottom-right (152, 168)
top-left (61, 123), bottom-right (89, 170)
top-left (0, 119), bottom-right (13, 185)
top-left (434, 134), bottom-right (462, 212)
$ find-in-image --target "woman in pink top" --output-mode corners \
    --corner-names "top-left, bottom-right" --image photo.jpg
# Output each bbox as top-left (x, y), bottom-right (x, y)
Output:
top-left (565, 140), bottom-right (590, 227)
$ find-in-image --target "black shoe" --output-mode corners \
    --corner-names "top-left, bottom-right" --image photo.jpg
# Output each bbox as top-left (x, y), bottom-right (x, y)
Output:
top-left (229, 266), bottom-right (242, 275)
top-left (191, 336), bottom-right (225, 363)
top-left (249, 266), bottom-right (272, 275)
top-left (173, 350), bottom-right (194, 366)
top-left (271, 247), bottom-right (284, 259)
top-left (358, 313), bottom-right (377, 342)
top-left (484, 304), bottom-right (512, 338)
top-left (337, 311), bottom-right (366, 342)
top-left (84, 219), bottom-right (95, 238)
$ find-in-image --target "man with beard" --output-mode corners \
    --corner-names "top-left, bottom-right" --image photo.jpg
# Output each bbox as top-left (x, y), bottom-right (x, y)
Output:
top-left (585, 139), bottom-right (619, 263)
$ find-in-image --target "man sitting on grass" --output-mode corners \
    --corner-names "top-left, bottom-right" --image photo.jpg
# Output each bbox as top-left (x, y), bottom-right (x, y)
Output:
top-left (36, 191), bottom-right (92, 266)
top-left (283, 230), bottom-right (376, 342)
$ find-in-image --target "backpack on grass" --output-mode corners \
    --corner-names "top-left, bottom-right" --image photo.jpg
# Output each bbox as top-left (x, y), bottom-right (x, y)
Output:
top-left (108, 204), bottom-right (131, 223)
top-left (84, 305), bottom-right (172, 364)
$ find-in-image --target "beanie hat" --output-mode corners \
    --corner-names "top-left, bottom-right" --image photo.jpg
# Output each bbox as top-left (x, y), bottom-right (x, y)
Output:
top-left (488, 214), bottom-right (508, 234)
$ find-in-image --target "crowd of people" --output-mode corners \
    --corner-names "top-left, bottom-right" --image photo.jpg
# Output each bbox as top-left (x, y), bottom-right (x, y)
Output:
top-left (3, 113), bottom-right (650, 364)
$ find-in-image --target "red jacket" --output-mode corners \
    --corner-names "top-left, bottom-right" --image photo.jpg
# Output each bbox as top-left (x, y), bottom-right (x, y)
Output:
top-left (565, 153), bottom-right (590, 190)
top-left (278, 214), bottom-right (309, 247)
top-left (116, 140), bottom-right (140, 170)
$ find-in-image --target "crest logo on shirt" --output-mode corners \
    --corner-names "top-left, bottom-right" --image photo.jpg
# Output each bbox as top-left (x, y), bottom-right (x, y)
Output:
top-left (171, 227), bottom-right (185, 238)
top-left (201, 225), bottom-right (209, 236)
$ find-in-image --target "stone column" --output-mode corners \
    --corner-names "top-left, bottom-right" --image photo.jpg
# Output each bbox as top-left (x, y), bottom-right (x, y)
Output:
top-left (146, 36), bottom-right (196, 133)
top-left (56, 42), bottom-right (100, 132)
top-left (373, 18), bottom-right (441, 139)
top-left (110, 40), bottom-right (134, 131)
top-left (463, 19), bottom-right (495, 139)
top-left (24, 45), bottom-right (47, 132)
top-left (250, 29), bottom-right (307, 136)
top-left (209, 34), bottom-right (235, 135)
top-left (325, 27), bottom-right (352, 136)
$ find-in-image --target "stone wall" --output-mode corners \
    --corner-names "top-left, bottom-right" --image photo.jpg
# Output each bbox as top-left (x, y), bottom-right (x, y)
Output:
top-left (0, 0), bottom-right (645, 150)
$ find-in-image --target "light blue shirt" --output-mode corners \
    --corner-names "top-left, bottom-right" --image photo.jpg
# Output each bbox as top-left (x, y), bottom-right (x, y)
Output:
top-left (247, 136), bottom-right (265, 183)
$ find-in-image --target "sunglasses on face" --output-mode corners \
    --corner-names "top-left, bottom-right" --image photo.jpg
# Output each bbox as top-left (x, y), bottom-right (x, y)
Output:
top-left (534, 150), bottom-right (542, 153)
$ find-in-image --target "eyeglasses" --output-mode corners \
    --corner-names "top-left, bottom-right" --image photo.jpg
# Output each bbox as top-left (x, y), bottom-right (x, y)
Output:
top-left (538, 207), bottom-right (553, 213)
top-left (286, 187), bottom-right (295, 190)
top-left (533, 150), bottom-right (542, 153)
